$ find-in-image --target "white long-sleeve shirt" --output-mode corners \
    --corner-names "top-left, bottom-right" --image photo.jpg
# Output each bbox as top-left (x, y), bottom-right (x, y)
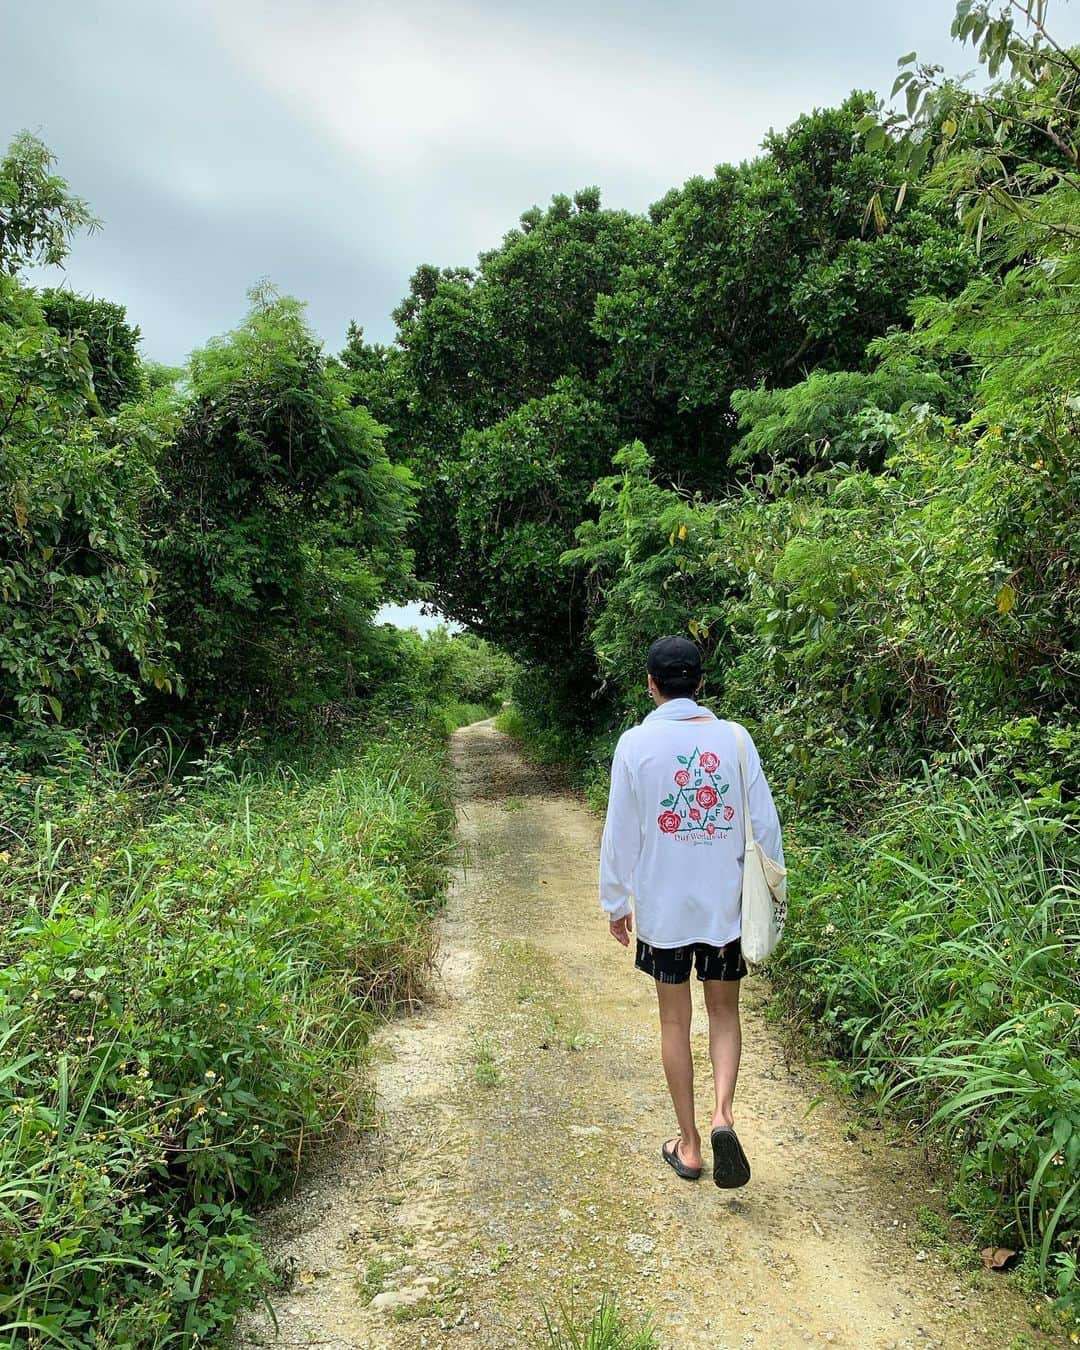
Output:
top-left (599, 698), bottom-right (784, 948)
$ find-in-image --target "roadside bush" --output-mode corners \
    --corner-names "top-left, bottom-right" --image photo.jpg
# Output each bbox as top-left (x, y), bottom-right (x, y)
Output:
top-left (772, 769), bottom-right (1079, 1311)
top-left (567, 399), bottom-right (1079, 809)
top-left (0, 718), bottom-right (455, 1345)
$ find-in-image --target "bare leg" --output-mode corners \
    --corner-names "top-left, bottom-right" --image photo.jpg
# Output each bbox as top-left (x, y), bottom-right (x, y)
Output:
top-left (703, 978), bottom-right (742, 1130)
top-left (655, 979), bottom-right (702, 1170)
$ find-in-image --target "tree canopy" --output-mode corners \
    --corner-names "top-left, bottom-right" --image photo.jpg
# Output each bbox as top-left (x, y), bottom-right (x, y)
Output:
top-left (154, 287), bottom-right (415, 728)
top-left (357, 95), bottom-right (979, 677)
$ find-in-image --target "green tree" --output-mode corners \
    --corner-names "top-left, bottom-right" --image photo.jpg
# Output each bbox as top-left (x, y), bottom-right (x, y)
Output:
top-left (0, 131), bottom-right (97, 273)
top-left (355, 193), bottom-right (649, 656)
top-left (0, 135), bottom-right (169, 750)
top-left (38, 289), bottom-right (142, 413)
top-left (381, 101), bottom-right (976, 674)
top-left (444, 377), bottom-right (617, 661)
top-left (595, 95), bottom-right (976, 486)
top-left (728, 361), bottom-right (957, 473)
top-left (859, 0), bottom-right (1080, 237)
top-left (154, 286), bottom-right (415, 728)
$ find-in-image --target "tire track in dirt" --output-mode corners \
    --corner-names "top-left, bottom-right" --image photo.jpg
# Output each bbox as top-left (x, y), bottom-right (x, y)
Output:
top-left (237, 720), bottom-right (1054, 1350)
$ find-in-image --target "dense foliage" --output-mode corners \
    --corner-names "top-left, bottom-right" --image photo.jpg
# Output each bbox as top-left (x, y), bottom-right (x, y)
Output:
top-left (0, 137), bottom-right (434, 753)
top-left (36, 290), bottom-right (141, 415)
top-left (353, 98), bottom-right (977, 678)
top-left (3, 0), bottom-right (1079, 1337)
top-left (0, 250), bottom-right (170, 751)
top-left (345, 194), bottom-right (647, 670)
top-left (153, 287), bottom-right (415, 731)
top-left (0, 132), bottom-right (511, 1344)
top-left (0, 713), bottom-right (454, 1344)
top-left (373, 0), bottom-right (1079, 1324)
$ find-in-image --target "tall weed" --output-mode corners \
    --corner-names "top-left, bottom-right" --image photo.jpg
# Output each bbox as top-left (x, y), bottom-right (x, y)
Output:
top-left (772, 769), bottom-right (1079, 1314)
top-left (540, 1293), bottom-right (657, 1350)
top-left (0, 719), bottom-right (456, 1345)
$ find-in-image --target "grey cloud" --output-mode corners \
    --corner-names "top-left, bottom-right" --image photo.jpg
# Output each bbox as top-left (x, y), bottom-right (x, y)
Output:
top-left (4, 0), bottom-right (1080, 366)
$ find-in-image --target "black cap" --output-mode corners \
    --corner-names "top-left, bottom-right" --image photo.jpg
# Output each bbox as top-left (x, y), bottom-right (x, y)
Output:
top-left (646, 635), bottom-right (702, 683)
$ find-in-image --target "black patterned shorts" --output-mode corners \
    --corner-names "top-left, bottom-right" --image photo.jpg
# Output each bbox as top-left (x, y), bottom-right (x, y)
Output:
top-left (635, 937), bottom-right (748, 984)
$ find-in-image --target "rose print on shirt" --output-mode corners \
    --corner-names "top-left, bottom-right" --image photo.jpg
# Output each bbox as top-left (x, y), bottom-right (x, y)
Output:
top-left (657, 746), bottom-right (734, 839)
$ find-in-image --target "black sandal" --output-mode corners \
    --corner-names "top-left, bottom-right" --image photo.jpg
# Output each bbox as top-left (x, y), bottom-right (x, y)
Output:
top-left (661, 1137), bottom-right (702, 1181)
top-left (710, 1126), bottom-right (751, 1189)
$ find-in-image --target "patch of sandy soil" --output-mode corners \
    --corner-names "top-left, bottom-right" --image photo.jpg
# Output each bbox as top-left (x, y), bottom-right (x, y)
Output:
top-left (236, 721), bottom-right (1057, 1350)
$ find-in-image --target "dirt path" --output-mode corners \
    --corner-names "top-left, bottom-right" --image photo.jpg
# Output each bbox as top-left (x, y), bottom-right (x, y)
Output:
top-left (238, 721), bottom-right (1053, 1350)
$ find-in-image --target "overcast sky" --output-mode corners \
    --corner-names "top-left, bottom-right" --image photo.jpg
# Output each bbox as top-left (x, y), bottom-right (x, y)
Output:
top-left (4, 1), bottom-right (1079, 367)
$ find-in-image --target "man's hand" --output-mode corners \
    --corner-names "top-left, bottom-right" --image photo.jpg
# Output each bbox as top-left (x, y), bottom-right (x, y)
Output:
top-left (609, 913), bottom-right (633, 947)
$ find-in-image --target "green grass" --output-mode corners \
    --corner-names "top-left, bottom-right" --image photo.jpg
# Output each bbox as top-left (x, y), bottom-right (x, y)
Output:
top-left (540, 1293), bottom-right (658, 1349)
top-left (436, 699), bottom-right (498, 735)
top-left (771, 767), bottom-right (1080, 1325)
top-left (540, 1011), bottom-right (590, 1054)
top-left (494, 704), bottom-right (611, 811)
top-left (469, 1037), bottom-right (501, 1089)
top-left (493, 707), bottom-right (527, 739)
top-left (359, 1254), bottom-right (397, 1304)
top-left (0, 717), bottom-right (458, 1346)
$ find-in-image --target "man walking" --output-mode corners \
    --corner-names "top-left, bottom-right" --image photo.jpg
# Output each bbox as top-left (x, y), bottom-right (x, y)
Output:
top-left (599, 636), bottom-right (784, 1187)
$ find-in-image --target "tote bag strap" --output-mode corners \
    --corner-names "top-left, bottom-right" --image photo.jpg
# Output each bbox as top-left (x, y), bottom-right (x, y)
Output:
top-left (732, 722), bottom-right (755, 848)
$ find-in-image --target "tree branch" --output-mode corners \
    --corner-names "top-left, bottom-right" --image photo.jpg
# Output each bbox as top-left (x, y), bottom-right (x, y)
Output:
top-left (1007, 0), bottom-right (1080, 83)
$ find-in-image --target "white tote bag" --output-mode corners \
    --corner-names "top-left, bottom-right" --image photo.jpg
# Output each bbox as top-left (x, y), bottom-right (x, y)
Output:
top-left (733, 723), bottom-right (788, 964)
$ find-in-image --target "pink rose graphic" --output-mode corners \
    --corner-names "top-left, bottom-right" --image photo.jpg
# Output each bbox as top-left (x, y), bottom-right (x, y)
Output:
top-left (674, 769), bottom-right (690, 787)
top-left (699, 751), bottom-right (719, 773)
top-left (658, 810), bottom-right (682, 834)
top-left (706, 823), bottom-right (716, 836)
top-left (695, 785), bottom-right (718, 810)
top-left (723, 804), bottom-right (735, 821)
top-left (689, 808), bottom-right (701, 822)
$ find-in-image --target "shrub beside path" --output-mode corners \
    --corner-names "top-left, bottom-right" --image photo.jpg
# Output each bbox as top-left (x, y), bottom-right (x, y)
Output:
top-left (238, 721), bottom-right (1055, 1350)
